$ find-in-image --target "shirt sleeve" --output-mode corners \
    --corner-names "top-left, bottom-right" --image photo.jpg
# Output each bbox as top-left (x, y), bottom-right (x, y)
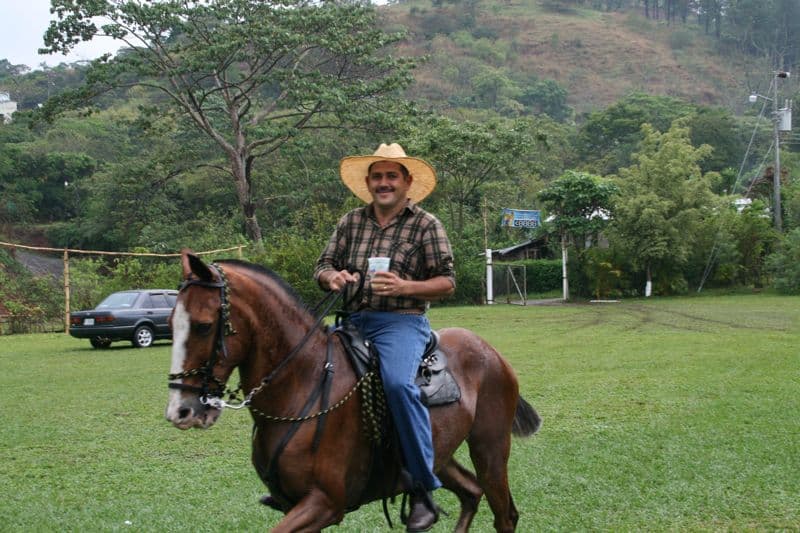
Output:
top-left (422, 215), bottom-right (456, 288)
top-left (314, 214), bottom-right (348, 285)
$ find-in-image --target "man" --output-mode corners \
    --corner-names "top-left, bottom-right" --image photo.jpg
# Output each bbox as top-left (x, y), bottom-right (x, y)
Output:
top-left (314, 143), bottom-right (455, 532)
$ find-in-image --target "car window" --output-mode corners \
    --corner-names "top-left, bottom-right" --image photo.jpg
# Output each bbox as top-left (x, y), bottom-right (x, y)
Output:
top-left (166, 294), bottom-right (177, 307)
top-left (97, 292), bottom-right (139, 309)
top-left (147, 293), bottom-right (170, 308)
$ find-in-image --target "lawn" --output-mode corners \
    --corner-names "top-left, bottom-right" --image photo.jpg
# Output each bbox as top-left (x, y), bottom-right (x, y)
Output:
top-left (1, 294), bottom-right (798, 531)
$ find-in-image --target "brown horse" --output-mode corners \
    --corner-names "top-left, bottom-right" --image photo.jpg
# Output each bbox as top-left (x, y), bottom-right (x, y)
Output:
top-left (165, 251), bottom-right (540, 532)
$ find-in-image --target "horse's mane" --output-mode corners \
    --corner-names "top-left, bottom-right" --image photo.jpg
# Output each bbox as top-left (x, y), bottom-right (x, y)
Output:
top-left (216, 259), bottom-right (311, 312)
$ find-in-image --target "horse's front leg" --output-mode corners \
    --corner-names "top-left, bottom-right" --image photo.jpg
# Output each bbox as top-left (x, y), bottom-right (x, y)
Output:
top-left (270, 488), bottom-right (343, 533)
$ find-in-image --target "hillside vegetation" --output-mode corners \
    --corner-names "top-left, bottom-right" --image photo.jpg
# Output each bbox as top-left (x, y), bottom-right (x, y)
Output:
top-left (389, 0), bottom-right (766, 117)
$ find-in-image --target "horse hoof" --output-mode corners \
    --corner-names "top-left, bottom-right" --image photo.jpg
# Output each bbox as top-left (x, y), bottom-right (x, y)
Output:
top-left (259, 494), bottom-right (284, 511)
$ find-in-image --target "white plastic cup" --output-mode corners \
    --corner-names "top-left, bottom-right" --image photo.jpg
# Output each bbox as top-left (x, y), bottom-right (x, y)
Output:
top-left (367, 257), bottom-right (391, 275)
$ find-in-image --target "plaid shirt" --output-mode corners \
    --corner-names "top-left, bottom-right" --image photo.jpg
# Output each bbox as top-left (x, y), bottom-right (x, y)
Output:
top-left (314, 201), bottom-right (455, 312)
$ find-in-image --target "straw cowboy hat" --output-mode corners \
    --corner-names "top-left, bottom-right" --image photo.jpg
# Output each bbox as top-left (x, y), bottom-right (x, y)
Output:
top-left (339, 143), bottom-right (437, 203)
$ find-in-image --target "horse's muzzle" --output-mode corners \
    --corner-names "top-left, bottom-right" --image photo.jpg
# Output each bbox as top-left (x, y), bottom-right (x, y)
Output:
top-left (165, 393), bottom-right (221, 429)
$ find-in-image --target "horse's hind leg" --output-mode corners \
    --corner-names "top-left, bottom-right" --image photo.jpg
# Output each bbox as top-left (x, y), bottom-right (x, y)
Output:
top-left (439, 458), bottom-right (483, 533)
top-left (468, 431), bottom-right (518, 532)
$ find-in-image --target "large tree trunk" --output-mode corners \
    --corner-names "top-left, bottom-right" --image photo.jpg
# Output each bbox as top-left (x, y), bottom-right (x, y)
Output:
top-left (230, 153), bottom-right (264, 247)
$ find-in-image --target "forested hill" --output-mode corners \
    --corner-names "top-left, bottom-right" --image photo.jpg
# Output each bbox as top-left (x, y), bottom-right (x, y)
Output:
top-left (386, 0), bottom-right (770, 117)
top-left (0, 1), bottom-right (790, 119)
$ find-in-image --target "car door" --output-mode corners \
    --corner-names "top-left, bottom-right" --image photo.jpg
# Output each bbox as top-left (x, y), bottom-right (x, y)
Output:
top-left (143, 292), bottom-right (174, 336)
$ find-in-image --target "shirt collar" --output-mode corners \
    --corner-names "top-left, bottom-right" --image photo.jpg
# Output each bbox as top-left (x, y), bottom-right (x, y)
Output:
top-left (365, 199), bottom-right (418, 220)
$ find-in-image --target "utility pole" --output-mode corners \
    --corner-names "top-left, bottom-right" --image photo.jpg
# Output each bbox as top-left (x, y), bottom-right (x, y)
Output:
top-left (751, 70), bottom-right (791, 233)
top-left (773, 71), bottom-right (788, 233)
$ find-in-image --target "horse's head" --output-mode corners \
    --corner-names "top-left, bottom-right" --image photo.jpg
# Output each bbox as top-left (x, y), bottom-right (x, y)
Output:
top-left (165, 251), bottom-right (242, 429)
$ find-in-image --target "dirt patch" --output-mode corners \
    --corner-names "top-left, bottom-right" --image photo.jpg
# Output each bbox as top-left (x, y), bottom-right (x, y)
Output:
top-left (14, 250), bottom-right (64, 280)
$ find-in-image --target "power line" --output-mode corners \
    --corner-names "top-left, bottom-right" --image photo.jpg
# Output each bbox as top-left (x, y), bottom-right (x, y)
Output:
top-left (697, 90), bottom-right (772, 292)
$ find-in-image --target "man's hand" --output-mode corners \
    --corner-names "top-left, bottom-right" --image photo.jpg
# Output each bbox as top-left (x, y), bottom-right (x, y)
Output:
top-left (371, 271), bottom-right (454, 300)
top-left (322, 269), bottom-right (360, 292)
top-left (371, 271), bottom-right (404, 297)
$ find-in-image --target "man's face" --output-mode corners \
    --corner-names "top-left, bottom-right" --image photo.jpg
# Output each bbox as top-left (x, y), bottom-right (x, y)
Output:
top-left (365, 161), bottom-right (412, 211)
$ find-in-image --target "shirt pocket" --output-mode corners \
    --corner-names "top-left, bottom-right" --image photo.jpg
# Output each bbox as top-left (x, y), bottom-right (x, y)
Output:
top-left (389, 240), bottom-right (423, 279)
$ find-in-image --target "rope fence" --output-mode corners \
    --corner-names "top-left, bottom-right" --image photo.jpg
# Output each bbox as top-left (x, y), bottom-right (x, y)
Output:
top-left (0, 241), bottom-right (246, 334)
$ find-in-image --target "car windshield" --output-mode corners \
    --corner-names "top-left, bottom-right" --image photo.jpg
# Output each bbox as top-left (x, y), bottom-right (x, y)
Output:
top-left (96, 292), bottom-right (139, 309)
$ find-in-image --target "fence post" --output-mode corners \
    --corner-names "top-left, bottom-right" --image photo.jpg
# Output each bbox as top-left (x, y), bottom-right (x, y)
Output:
top-left (63, 249), bottom-right (70, 334)
top-left (485, 249), bottom-right (494, 305)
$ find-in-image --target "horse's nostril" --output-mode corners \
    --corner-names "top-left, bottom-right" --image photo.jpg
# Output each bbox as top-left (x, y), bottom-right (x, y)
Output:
top-left (178, 407), bottom-right (192, 419)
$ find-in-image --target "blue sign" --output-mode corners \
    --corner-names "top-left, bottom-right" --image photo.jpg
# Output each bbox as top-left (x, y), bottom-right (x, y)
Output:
top-left (501, 208), bottom-right (541, 228)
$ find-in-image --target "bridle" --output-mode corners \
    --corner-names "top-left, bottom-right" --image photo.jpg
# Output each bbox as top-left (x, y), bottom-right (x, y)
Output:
top-left (167, 263), bottom-right (238, 404)
top-left (167, 263), bottom-right (364, 412)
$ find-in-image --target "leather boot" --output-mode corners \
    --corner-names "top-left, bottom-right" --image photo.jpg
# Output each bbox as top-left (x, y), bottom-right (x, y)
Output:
top-left (404, 487), bottom-right (439, 532)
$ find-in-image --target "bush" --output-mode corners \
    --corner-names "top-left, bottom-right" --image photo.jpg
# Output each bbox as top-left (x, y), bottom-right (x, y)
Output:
top-left (452, 254), bottom-right (485, 305)
top-left (495, 259), bottom-right (562, 296)
top-left (766, 228), bottom-right (800, 294)
top-left (523, 259), bottom-right (562, 293)
top-left (669, 28), bottom-right (694, 50)
top-left (582, 248), bottom-right (623, 299)
top-left (0, 248), bottom-right (63, 331)
top-left (418, 12), bottom-right (461, 38)
top-left (257, 232), bottom-right (330, 306)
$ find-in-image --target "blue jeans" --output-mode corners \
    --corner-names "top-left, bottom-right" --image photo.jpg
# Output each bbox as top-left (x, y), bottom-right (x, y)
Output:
top-left (349, 311), bottom-right (442, 491)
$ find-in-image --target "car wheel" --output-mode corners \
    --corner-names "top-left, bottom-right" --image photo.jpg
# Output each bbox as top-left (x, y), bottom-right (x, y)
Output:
top-left (132, 325), bottom-right (155, 348)
top-left (90, 337), bottom-right (112, 349)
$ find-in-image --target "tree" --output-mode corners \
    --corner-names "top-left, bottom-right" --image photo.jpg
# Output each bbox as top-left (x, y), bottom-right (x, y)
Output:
top-left (576, 93), bottom-right (694, 175)
top-left (697, 0), bottom-right (723, 37)
top-left (685, 107), bottom-right (743, 178)
top-left (405, 115), bottom-right (537, 237)
top-left (0, 59), bottom-right (31, 78)
top-left (40, 0), bottom-right (415, 245)
top-left (608, 121), bottom-right (717, 295)
top-left (724, 0), bottom-right (800, 67)
top-left (538, 170), bottom-right (618, 299)
top-left (517, 79), bottom-right (571, 122)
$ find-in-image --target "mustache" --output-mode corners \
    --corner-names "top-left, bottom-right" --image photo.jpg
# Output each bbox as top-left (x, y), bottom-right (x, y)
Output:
top-left (375, 186), bottom-right (395, 193)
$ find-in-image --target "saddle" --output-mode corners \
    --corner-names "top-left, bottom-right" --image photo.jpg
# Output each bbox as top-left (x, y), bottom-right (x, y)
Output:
top-left (333, 322), bottom-right (461, 407)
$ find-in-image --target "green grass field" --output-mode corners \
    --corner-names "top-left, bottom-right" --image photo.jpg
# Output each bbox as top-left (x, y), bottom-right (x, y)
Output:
top-left (2, 294), bottom-right (799, 531)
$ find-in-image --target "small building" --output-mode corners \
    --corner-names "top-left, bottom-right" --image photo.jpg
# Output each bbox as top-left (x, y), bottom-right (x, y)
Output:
top-left (491, 236), bottom-right (553, 261)
top-left (0, 91), bottom-right (18, 123)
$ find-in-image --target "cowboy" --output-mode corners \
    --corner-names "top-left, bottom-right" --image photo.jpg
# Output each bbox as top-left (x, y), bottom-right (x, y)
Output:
top-left (314, 143), bottom-right (455, 532)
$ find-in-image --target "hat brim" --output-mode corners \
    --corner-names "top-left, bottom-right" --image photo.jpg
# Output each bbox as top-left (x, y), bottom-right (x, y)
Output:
top-left (339, 155), bottom-right (437, 203)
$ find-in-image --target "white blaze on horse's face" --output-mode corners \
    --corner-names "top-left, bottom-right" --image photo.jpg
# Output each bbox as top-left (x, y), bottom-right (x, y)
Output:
top-left (165, 301), bottom-right (221, 429)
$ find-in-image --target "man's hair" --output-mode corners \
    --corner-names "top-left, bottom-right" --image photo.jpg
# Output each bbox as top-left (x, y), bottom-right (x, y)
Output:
top-left (368, 161), bottom-right (409, 179)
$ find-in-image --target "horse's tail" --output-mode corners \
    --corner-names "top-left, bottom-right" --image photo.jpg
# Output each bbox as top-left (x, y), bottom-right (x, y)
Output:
top-left (512, 396), bottom-right (542, 437)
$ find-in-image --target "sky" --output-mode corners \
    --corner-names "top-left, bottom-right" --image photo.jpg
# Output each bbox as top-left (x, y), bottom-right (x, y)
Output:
top-left (0, 0), bottom-right (390, 71)
top-left (0, 0), bottom-right (119, 69)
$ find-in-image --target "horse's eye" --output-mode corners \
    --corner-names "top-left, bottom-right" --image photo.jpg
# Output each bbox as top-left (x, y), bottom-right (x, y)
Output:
top-left (192, 322), bottom-right (213, 336)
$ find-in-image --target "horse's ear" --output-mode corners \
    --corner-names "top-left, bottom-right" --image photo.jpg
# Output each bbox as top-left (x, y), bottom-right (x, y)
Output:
top-left (181, 249), bottom-right (214, 282)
